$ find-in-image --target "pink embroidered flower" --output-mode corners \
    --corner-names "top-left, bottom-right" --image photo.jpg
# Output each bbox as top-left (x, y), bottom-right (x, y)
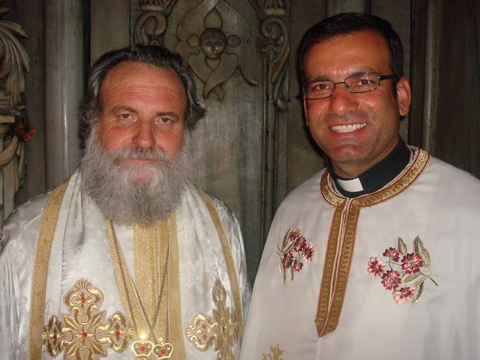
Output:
top-left (401, 253), bottom-right (424, 274)
top-left (277, 227), bottom-right (313, 282)
top-left (393, 287), bottom-right (416, 304)
top-left (369, 237), bottom-right (438, 306)
top-left (293, 236), bottom-right (307, 252)
top-left (381, 270), bottom-right (401, 290)
top-left (289, 227), bottom-right (301, 239)
top-left (383, 247), bottom-right (400, 262)
top-left (302, 244), bottom-right (314, 262)
top-left (282, 251), bottom-right (293, 269)
top-left (367, 257), bottom-right (386, 278)
top-left (293, 260), bottom-right (303, 272)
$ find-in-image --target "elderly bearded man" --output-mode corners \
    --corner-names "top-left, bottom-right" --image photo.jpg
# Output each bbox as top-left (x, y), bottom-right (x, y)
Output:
top-left (0, 44), bottom-right (249, 359)
top-left (241, 13), bottom-right (480, 360)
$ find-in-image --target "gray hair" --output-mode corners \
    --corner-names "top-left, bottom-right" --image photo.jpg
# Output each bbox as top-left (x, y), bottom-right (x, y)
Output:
top-left (81, 44), bottom-right (205, 138)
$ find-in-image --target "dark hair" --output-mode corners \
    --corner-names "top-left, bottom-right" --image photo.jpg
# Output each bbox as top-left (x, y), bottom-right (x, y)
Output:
top-left (81, 44), bottom-right (205, 135)
top-left (298, 13), bottom-right (404, 86)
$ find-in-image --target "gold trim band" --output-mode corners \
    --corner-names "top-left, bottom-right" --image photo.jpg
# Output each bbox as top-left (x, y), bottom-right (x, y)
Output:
top-left (315, 148), bottom-right (429, 337)
top-left (195, 186), bottom-right (245, 336)
top-left (29, 178), bottom-right (70, 359)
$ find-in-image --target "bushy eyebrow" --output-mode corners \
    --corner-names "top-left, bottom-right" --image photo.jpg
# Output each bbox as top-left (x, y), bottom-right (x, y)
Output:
top-left (111, 108), bottom-right (180, 120)
top-left (112, 106), bottom-right (137, 114)
top-left (156, 111), bottom-right (178, 118)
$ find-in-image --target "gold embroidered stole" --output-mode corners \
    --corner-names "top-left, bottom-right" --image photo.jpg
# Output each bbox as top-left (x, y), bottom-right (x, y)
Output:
top-left (195, 186), bottom-right (245, 336)
top-left (315, 149), bottom-right (429, 337)
top-left (29, 182), bottom-right (243, 358)
top-left (106, 219), bottom-right (179, 351)
top-left (29, 178), bottom-right (70, 360)
top-left (134, 224), bottom-right (166, 325)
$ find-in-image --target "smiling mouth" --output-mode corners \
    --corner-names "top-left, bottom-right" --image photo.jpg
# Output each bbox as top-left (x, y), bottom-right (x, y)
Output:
top-left (331, 123), bottom-right (367, 133)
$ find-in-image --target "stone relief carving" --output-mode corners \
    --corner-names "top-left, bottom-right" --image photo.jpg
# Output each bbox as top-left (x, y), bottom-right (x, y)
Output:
top-left (261, 15), bottom-right (289, 110)
top-left (176, 0), bottom-right (257, 100)
top-left (134, 0), bottom-right (178, 45)
top-left (0, 2), bottom-right (32, 223)
top-left (132, 0), bottom-right (290, 257)
top-left (262, 0), bottom-right (286, 9)
top-left (250, 0), bottom-right (289, 236)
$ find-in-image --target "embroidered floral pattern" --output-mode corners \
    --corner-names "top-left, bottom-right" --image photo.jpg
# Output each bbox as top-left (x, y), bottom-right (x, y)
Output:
top-left (185, 279), bottom-right (238, 359)
top-left (277, 227), bottom-right (314, 282)
top-left (367, 257), bottom-right (386, 278)
top-left (368, 236), bottom-right (439, 306)
top-left (262, 344), bottom-right (285, 360)
top-left (42, 279), bottom-right (133, 359)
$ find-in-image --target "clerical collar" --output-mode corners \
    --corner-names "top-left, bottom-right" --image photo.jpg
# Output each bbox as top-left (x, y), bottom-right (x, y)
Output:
top-left (327, 138), bottom-right (411, 198)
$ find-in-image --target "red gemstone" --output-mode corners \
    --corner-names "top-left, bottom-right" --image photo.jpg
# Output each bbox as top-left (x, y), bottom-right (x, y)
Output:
top-left (80, 298), bottom-right (85, 303)
top-left (140, 347), bottom-right (145, 351)
top-left (82, 332), bottom-right (87, 337)
top-left (116, 331), bottom-right (121, 336)
top-left (53, 335), bottom-right (57, 340)
top-left (161, 350), bottom-right (166, 354)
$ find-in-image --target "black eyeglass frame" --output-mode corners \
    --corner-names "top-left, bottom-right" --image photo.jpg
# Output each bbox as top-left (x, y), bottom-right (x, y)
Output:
top-left (303, 72), bottom-right (397, 100)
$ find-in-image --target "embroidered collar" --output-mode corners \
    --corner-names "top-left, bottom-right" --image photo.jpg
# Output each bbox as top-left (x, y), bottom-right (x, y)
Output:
top-left (316, 148), bottom-right (430, 337)
top-left (326, 137), bottom-right (411, 197)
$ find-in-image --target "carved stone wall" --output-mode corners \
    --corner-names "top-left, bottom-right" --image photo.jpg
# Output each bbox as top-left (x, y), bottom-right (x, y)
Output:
top-left (130, 0), bottom-right (289, 279)
top-left (0, 3), bottom-right (31, 223)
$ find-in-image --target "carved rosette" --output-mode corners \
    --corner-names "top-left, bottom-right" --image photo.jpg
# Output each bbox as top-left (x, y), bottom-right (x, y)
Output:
top-left (134, 0), bottom-right (178, 45)
top-left (176, 0), bottom-right (258, 100)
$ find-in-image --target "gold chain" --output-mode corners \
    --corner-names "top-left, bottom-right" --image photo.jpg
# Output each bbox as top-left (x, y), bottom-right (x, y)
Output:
top-left (107, 219), bottom-right (173, 359)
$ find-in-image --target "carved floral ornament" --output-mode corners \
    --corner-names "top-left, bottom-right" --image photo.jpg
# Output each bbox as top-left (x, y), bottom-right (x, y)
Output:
top-left (176, 0), bottom-right (257, 100)
top-left (134, 0), bottom-right (179, 45)
top-left (0, 2), bottom-right (33, 216)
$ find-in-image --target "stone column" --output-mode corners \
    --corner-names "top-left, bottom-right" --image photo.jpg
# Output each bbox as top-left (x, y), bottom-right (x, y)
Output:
top-left (44, 0), bottom-right (84, 188)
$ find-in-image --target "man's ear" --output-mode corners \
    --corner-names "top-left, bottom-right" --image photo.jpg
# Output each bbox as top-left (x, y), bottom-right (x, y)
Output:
top-left (396, 77), bottom-right (411, 117)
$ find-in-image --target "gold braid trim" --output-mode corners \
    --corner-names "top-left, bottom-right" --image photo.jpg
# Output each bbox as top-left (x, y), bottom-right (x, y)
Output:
top-left (106, 220), bottom-right (148, 337)
top-left (322, 148), bottom-right (430, 207)
top-left (315, 148), bottom-right (430, 337)
top-left (29, 178), bottom-right (70, 359)
top-left (168, 214), bottom-right (187, 359)
top-left (194, 186), bottom-right (244, 335)
top-left (315, 199), bottom-right (346, 336)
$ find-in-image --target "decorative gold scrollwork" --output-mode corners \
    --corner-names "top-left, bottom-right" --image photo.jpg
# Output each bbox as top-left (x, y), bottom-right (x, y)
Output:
top-left (42, 279), bottom-right (134, 360)
top-left (186, 279), bottom-right (239, 359)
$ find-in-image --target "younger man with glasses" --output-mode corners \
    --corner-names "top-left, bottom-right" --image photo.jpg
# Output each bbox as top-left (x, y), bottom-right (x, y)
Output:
top-left (241, 13), bottom-right (480, 360)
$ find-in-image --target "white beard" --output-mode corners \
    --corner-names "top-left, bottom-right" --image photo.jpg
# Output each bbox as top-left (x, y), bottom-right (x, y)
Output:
top-left (80, 127), bottom-right (192, 226)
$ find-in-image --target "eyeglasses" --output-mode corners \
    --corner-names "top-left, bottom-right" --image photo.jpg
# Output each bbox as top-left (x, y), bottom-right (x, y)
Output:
top-left (303, 72), bottom-right (397, 100)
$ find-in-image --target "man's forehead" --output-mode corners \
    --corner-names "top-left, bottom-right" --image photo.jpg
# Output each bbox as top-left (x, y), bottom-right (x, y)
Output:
top-left (99, 61), bottom-right (187, 104)
top-left (303, 31), bottom-right (391, 78)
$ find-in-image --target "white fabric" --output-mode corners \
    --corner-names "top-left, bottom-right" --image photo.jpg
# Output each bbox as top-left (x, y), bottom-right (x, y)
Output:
top-left (337, 177), bottom-right (363, 192)
top-left (0, 169), bottom-right (250, 359)
top-left (241, 151), bottom-right (480, 360)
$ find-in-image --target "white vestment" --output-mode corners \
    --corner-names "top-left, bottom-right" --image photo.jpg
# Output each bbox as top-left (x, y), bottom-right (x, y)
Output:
top-left (241, 148), bottom-right (480, 360)
top-left (0, 169), bottom-right (250, 359)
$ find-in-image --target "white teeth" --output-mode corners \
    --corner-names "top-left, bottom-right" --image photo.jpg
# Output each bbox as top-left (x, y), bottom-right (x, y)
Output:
top-left (331, 123), bottom-right (367, 133)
